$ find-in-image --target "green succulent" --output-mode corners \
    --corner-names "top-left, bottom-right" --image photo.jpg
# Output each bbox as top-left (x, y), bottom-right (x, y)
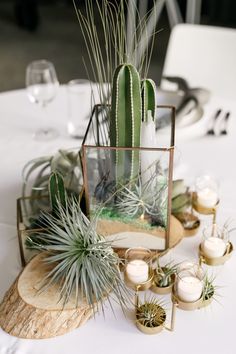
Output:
top-left (136, 298), bottom-right (166, 328)
top-left (171, 180), bottom-right (191, 215)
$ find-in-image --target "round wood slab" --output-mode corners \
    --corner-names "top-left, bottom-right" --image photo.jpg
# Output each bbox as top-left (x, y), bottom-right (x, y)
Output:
top-left (0, 253), bottom-right (93, 339)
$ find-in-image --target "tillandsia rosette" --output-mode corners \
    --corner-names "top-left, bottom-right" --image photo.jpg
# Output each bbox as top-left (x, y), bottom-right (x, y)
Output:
top-left (136, 297), bottom-right (166, 328)
top-left (95, 173), bottom-right (168, 230)
top-left (155, 261), bottom-right (178, 287)
top-left (26, 195), bottom-right (130, 312)
top-left (202, 275), bottom-right (218, 302)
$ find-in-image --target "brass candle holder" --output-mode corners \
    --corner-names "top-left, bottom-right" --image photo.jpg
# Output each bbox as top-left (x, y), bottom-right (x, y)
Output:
top-left (192, 192), bottom-right (219, 224)
top-left (124, 247), bottom-right (154, 291)
top-left (199, 242), bottom-right (233, 266)
top-left (135, 291), bottom-right (177, 334)
top-left (172, 262), bottom-right (205, 311)
top-left (199, 224), bottom-right (233, 266)
top-left (150, 267), bottom-right (176, 295)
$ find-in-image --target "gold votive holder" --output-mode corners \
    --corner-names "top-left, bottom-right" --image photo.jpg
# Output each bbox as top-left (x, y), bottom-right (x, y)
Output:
top-left (124, 247), bottom-right (154, 291)
top-left (151, 273), bottom-right (175, 295)
top-left (135, 301), bottom-right (177, 334)
top-left (172, 287), bottom-right (203, 311)
top-left (136, 309), bottom-right (166, 335)
top-left (173, 262), bottom-right (204, 311)
top-left (192, 192), bottom-right (219, 216)
top-left (124, 268), bottom-right (154, 291)
top-left (199, 296), bottom-right (214, 309)
top-left (199, 242), bottom-right (233, 266)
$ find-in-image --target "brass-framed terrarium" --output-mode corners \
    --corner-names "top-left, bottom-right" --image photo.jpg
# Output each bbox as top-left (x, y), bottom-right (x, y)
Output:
top-left (17, 195), bottom-right (49, 266)
top-left (81, 104), bottom-right (182, 254)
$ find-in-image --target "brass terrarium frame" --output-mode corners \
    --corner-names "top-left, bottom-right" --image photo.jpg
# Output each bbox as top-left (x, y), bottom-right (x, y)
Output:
top-left (81, 104), bottom-right (176, 252)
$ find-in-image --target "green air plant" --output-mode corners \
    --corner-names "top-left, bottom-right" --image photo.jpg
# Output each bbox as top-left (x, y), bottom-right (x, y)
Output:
top-left (202, 275), bottom-right (218, 302)
top-left (26, 195), bottom-right (129, 312)
top-left (155, 261), bottom-right (178, 288)
top-left (110, 63), bottom-right (142, 182)
top-left (115, 174), bottom-right (168, 227)
top-left (136, 297), bottom-right (166, 328)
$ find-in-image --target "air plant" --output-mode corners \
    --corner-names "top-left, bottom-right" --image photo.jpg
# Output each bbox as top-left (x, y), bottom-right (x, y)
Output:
top-left (136, 297), bottom-right (166, 328)
top-left (26, 195), bottom-right (129, 312)
top-left (22, 149), bottom-right (83, 218)
top-left (155, 261), bottom-right (178, 288)
top-left (202, 276), bottom-right (215, 301)
top-left (115, 174), bottom-right (168, 227)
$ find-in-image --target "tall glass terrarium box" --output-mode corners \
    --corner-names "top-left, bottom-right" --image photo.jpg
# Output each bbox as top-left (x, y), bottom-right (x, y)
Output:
top-left (81, 104), bottom-right (176, 255)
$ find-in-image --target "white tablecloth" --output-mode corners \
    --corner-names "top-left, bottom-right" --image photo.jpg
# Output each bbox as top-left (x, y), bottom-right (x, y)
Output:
top-left (0, 88), bottom-right (236, 354)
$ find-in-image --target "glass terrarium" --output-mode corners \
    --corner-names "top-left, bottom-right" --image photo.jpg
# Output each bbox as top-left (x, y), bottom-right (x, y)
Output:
top-left (81, 104), bottom-right (176, 253)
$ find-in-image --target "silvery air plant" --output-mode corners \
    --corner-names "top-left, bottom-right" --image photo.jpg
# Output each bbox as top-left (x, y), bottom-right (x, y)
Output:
top-left (26, 172), bottom-right (130, 313)
top-left (136, 297), bottom-right (166, 328)
top-left (155, 261), bottom-right (178, 288)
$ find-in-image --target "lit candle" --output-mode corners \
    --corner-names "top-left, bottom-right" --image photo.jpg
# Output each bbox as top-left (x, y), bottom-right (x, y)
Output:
top-left (197, 188), bottom-right (218, 208)
top-left (203, 237), bottom-right (226, 258)
top-left (126, 260), bottom-right (149, 284)
top-left (177, 276), bottom-right (203, 302)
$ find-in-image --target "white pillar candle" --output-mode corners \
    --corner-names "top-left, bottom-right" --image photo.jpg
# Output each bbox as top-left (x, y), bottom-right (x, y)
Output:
top-left (126, 260), bottom-right (149, 284)
top-left (177, 276), bottom-right (203, 302)
top-left (197, 188), bottom-right (218, 208)
top-left (203, 237), bottom-right (226, 258)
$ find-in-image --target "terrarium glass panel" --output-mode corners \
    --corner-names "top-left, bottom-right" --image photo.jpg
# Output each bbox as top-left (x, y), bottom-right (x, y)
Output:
top-left (82, 105), bottom-right (175, 251)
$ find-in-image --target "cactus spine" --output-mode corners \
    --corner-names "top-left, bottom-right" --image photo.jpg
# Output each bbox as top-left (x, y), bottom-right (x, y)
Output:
top-left (141, 78), bottom-right (156, 122)
top-left (110, 64), bottom-right (142, 182)
top-left (49, 171), bottom-right (66, 215)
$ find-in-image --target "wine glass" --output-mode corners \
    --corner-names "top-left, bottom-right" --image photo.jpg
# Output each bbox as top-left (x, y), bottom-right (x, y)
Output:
top-left (26, 60), bottom-right (59, 140)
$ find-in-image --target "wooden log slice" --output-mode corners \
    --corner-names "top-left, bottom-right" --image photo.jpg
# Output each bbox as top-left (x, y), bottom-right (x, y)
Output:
top-left (0, 253), bottom-right (93, 339)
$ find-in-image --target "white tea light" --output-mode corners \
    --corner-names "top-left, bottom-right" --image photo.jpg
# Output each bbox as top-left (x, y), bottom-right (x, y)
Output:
top-left (203, 237), bottom-right (226, 258)
top-left (126, 260), bottom-right (149, 284)
top-left (197, 188), bottom-right (218, 208)
top-left (177, 276), bottom-right (203, 302)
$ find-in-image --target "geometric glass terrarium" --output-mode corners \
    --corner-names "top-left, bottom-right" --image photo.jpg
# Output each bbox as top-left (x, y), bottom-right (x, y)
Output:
top-left (81, 104), bottom-right (176, 253)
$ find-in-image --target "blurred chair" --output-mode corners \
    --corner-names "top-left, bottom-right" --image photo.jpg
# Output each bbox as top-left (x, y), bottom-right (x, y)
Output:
top-left (161, 24), bottom-right (236, 99)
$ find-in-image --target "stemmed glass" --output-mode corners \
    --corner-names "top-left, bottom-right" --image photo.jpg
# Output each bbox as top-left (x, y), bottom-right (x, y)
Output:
top-left (26, 60), bottom-right (59, 140)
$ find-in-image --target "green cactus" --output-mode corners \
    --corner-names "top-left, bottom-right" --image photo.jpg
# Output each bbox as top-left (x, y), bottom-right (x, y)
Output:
top-left (49, 171), bottom-right (66, 215)
top-left (141, 78), bottom-right (156, 122)
top-left (110, 63), bottom-right (142, 182)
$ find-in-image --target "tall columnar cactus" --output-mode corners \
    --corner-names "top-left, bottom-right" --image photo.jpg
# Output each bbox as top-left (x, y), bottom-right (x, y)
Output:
top-left (49, 171), bottom-right (66, 215)
top-left (110, 64), bottom-right (142, 182)
top-left (141, 78), bottom-right (156, 122)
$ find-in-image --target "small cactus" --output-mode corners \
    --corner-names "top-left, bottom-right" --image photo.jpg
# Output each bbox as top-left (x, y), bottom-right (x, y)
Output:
top-left (49, 171), bottom-right (66, 215)
top-left (110, 63), bottom-right (142, 182)
top-left (141, 78), bottom-right (156, 122)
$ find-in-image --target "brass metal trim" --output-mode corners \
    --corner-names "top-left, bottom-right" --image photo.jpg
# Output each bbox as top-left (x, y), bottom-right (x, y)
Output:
top-left (199, 242), bottom-right (233, 266)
